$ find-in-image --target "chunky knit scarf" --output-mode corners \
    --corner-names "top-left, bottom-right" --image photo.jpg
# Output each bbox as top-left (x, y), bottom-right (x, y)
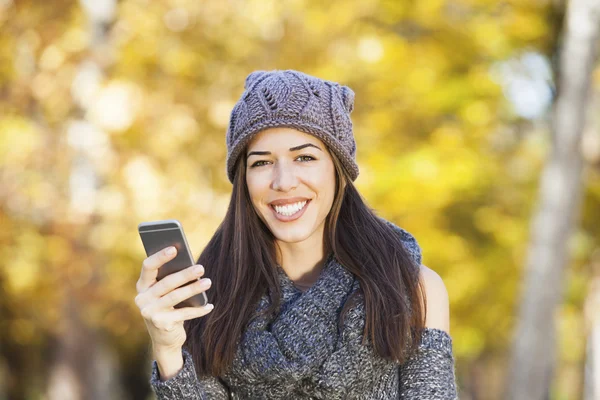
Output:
top-left (219, 222), bottom-right (422, 399)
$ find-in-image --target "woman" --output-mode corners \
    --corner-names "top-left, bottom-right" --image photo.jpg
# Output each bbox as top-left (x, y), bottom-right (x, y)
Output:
top-left (135, 69), bottom-right (458, 399)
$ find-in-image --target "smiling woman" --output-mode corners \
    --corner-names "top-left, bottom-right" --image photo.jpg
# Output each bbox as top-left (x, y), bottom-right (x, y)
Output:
top-left (146, 69), bottom-right (458, 399)
top-left (245, 128), bottom-right (336, 276)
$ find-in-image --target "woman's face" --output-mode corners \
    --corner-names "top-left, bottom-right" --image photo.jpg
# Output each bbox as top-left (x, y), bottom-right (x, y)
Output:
top-left (245, 127), bottom-right (336, 245)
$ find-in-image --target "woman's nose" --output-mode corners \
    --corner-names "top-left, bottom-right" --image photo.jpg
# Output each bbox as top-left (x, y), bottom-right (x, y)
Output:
top-left (271, 161), bottom-right (298, 191)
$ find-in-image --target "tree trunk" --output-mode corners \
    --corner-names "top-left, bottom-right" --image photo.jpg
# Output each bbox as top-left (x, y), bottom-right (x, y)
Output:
top-left (506, 0), bottom-right (600, 399)
top-left (45, 1), bottom-right (121, 399)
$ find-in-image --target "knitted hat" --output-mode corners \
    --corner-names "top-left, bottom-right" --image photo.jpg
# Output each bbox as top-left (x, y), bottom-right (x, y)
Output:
top-left (225, 69), bottom-right (359, 183)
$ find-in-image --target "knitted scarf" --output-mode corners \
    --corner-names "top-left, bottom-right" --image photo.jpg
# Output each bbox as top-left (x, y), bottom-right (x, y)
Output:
top-left (220, 222), bottom-right (422, 399)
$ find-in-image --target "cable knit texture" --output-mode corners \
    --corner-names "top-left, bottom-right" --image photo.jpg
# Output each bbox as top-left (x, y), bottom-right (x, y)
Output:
top-left (225, 69), bottom-right (359, 183)
top-left (149, 220), bottom-right (458, 399)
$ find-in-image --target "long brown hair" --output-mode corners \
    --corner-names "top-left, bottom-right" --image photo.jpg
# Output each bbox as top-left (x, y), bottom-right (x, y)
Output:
top-left (184, 146), bottom-right (426, 376)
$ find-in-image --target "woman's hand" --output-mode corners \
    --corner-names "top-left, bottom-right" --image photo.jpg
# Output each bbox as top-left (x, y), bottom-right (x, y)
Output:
top-left (135, 246), bottom-right (213, 352)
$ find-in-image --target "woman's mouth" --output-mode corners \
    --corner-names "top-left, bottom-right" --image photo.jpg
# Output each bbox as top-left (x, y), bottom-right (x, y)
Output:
top-left (270, 200), bottom-right (311, 222)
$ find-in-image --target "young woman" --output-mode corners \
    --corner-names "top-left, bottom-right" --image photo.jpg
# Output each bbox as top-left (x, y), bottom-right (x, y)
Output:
top-left (135, 69), bottom-right (458, 399)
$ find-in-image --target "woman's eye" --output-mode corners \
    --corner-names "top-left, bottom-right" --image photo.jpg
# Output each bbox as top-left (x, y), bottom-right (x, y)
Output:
top-left (297, 155), bottom-right (315, 162)
top-left (251, 160), bottom-right (268, 167)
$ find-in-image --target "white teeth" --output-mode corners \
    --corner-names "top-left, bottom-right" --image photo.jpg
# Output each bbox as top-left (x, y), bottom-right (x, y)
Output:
top-left (273, 201), bottom-right (307, 216)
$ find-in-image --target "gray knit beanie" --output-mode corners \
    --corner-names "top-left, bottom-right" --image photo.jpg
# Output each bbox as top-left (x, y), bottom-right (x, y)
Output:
top-left (225, 69), bottom-right (359, 183)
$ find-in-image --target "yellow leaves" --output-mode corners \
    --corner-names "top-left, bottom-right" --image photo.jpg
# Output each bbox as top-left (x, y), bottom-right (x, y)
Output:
top-left (39, 45), bottom-right (65, 71)
top-left (440, 234), bottom-right (471, 263)
top-left (357, 36), bottom-right (385, 64)
top-left (123, 156), bottom-right (165, 217)
top-left (473, 206), bottom-right (501, 234)
top-left (160, 42), bottom-right (199, 76)
top-left (59, 27), bottom-right (88, 53)
top-left (209, 99), bottom-right (236, 129)
top-left (360, 110), bottom-right (393, 152)
top-left (6, 256), bottom-right (38, 293)
top-left (453, 325), bottom-right (485, 358)
top-left (95, 186), bottom-right (127, 219)
top-left (88, 222), bottom-right (121, 252)
top-left (557, 304), bottom-right (586, 363)
top-left (236, 0), bottom-right (285, 41)
top-left (468, 64), bottom-right (501, 97)
top-left (459, 100), bottom-right (493, 126)
top-left (568, 230), bottom-right (596, 263)
top-left (120, 1), bottom-right (163, 39)
top-left (466, 3), bottom-right (548, 59)
top-left (410, 153), bottom-right (440, 182)
top-left (0, 115), bottom-right (42, 165)
top-left (155, 104), bottom-right (200, 142)
top-left (420, 145), bottom-right (481, 192)
top-left (430, 123), bottom-right (464, 147)
top-left (474, 207), bottom-right (526, 247)
top-left (145, 125), bottom-right (187, 161)
top-left (470, 17), bottom-right (511, 57)
top-left (4, 230), bottom-right (44, 294)
top-left (446, 261), bottom-right (485, 303)
top-left (9, 319), bottom-right (36, 345)
top-left (163, 8), bottom-right (190, 33)
top-left (381, 34), bottom-right (409, 65)
top-left (405, 65), bottom-right (438, 94)
top-left (594, 64), bottom-right (600, 86)
top-left (413, 0), bottom-right (446, 26)
top-left (88, 80), bottom-right (142, 133)
top-left (47, 235), bottom-right (72, 267)
top-left (506, 9), bottom-right (548, 42)
top-left (31, 70), bottom-right (60, 101)
top-left (364, 135), bottom-right (485, 213)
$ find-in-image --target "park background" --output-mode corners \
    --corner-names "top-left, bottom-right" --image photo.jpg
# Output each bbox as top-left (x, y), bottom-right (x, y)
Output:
top-left (1, 0), bottom-right (599, 399)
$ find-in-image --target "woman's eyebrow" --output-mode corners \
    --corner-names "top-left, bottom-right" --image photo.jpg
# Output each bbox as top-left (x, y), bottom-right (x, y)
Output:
top-left (289, 143), bottom-right (322, 152)
top-left (246, 143), bottom-right (322, 159)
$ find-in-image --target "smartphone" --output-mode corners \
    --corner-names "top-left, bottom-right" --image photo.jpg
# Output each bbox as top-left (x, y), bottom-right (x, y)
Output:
top-left (138, 219), bottom-right (208, 309)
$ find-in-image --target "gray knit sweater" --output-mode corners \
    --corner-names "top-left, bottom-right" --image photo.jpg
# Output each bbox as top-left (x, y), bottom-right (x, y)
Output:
top-left (149, 222), bottom-right (458, 399)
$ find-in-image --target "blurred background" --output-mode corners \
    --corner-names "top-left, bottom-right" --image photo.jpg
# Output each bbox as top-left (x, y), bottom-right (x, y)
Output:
top-left (1, 0), bottom-right (599, 399)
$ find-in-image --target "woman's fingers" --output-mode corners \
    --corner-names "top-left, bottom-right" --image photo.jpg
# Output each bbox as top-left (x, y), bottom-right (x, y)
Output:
top-left (148, 263), bottom-right (205, 300)
top-left (136, 246), bottom-right (178, 293)
top-left (162, 304), bottom-right (215, 330)
top-left (134, 247), bottom-right (213, 351)
top-left (158, 277), bottom-right (212, 309)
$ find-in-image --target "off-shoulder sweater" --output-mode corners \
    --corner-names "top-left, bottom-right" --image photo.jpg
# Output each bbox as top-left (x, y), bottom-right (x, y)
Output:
top-left (148, 222), bottom-right (458, 399)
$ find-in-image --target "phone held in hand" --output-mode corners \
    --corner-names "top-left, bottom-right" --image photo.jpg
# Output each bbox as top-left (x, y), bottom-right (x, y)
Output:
top-left (138, 219), bottom-right (208, 309)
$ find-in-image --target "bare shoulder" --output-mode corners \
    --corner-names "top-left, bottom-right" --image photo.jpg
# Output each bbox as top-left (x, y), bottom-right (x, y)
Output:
top-left (418, 264), bottom-right (450, 334)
